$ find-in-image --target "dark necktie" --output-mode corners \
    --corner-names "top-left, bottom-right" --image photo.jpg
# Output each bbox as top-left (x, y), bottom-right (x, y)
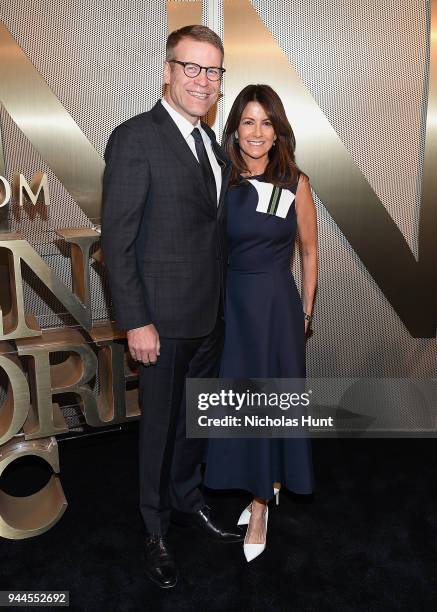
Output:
top-left (191, 127), bottom-right (217, 205)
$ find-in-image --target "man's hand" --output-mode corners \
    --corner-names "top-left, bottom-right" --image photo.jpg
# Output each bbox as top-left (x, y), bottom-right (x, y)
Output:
top-left (126, 324), bottom-right (160, 365)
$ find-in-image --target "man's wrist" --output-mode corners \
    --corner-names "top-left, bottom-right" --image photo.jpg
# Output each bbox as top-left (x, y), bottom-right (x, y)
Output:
top-left (126, 322), bottom-right (153, 333)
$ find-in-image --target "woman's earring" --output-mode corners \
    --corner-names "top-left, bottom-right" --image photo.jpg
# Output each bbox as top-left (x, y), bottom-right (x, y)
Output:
top-left (273, 139), bottom-right (277, 146)
top-left (234, 131), bottom-right (239, 141)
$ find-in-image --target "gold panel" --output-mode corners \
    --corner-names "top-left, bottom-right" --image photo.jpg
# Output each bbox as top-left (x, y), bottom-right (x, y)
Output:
top-left (224, 0), bottom-right (436, 338)
top-left (0, 112), bottom-right (5, 178)
top-left (0, 436), bottom-right (67, 539)
top-left (0, 22), bottom-right (104, 223)
top-left (167, 1), bottom-right (202, 33)
top-left (419, 0), bottom-right (437, 314)
top-left (0, 107), bottom-right (6, 231)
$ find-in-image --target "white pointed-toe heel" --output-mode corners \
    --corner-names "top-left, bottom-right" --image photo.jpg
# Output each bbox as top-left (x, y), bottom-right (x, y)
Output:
top-left (237, 504), bottom-right (251, 526)
top-left (238, 486), bottom-right (280, 525)
top-left (243, 506), bottom-right (268, 562)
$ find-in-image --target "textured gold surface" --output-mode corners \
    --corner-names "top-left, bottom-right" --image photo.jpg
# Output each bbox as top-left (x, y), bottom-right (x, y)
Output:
top-left (0, 22), bottom-right (104, 223)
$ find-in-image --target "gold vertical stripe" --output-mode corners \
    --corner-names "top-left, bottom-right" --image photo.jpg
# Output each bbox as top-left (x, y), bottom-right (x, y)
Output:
top-left (0, 106), bottom-right (7, 231)
top-left (167, 1), bottom-right (203, 33)
top-left (419, 0), bottom-right (437, 315)
top-left (0, 109), bottom-right (5, 177)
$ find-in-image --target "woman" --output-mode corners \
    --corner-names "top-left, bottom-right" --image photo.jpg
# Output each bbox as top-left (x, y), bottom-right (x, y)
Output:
top-left (204, 84), bottom-right (318, 561)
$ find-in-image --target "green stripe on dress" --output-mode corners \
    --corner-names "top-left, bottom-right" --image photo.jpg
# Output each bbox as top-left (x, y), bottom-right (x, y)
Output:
top-left (268, 186), bottom-right (282, 215)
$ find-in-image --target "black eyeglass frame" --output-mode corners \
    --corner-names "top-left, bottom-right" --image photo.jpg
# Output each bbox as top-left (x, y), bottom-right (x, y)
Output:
top-left (168, 60), bottom-right (226, 81)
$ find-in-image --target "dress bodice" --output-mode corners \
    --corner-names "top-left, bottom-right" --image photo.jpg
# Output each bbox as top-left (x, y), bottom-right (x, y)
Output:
top-left (226, 175), bottom-right (298, 273)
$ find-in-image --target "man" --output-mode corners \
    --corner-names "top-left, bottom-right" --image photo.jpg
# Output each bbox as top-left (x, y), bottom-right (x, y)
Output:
top-left (101, 25), bottom-right (243, 589)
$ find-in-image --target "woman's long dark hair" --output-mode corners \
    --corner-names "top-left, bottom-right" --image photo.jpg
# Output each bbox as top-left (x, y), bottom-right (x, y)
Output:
top-left (223, 84), bottom-right (300, 188)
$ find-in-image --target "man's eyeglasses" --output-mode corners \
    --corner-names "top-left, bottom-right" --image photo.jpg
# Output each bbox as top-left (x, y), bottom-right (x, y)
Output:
top-left (168, 60), bottom-right (226, 82)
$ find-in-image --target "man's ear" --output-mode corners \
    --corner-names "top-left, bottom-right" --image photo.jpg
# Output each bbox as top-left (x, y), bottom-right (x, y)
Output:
top-left (163, 61), bottom-right (171, 85)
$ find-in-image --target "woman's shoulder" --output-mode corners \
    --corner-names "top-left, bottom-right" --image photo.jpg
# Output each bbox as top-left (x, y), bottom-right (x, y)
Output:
top-left (287, 171), bottom-right (309, 195)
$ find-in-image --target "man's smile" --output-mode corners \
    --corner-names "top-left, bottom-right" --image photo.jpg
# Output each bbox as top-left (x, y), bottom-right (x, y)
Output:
top-left (187, 90), bottom-right (210, 99)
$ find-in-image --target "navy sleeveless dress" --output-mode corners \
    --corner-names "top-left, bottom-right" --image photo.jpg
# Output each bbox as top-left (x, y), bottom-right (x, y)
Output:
top-left (204, 174), bottom-right (314, 500)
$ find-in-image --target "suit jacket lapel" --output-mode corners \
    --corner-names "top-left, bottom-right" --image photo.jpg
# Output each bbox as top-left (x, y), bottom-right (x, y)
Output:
top-left (151, 102), bottom-right (231, 214)
top-left (151, 102), bottom-right (213, 208)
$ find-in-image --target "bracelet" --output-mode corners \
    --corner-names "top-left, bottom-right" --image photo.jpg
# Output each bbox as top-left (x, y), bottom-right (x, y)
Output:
top-left (303, 312), bottom-right (312, 322)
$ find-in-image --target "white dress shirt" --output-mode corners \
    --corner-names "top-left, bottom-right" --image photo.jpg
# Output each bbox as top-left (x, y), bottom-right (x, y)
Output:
top-left (160, 98), bottom-right (222, 205)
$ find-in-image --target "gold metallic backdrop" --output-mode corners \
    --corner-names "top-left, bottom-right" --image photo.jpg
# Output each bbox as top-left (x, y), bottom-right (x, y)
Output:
top-left (0, 1), bottom-right (435, 371)
top-left (0, 0), bottom-right (435, 539)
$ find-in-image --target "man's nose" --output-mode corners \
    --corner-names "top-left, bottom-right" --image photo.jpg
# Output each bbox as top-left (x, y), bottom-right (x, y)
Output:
top-left (194, 68), bottom-right (209, 86)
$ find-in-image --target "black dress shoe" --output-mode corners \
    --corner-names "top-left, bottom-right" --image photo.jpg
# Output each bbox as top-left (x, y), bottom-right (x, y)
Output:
top-left (192, 505), bottom-right (244, 542)
top-left (144, 535), bottom-right (178, 588)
